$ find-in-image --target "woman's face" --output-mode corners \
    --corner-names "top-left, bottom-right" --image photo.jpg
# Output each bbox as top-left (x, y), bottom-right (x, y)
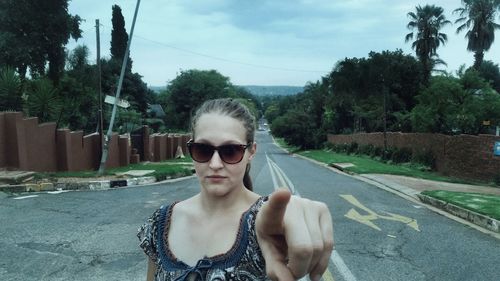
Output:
top-left (192, 112), bottom-right (255, 196)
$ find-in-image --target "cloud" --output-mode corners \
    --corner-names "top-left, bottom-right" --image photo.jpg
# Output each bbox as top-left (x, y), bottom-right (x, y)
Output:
top-left (67, 0), bottom-right (499, 86)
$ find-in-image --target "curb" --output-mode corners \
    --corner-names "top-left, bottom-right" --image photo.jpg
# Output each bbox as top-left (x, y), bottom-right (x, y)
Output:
top-left (417, 194), bottom-right (500, 233)
top-left (0, 176), bottom-right (157, 193)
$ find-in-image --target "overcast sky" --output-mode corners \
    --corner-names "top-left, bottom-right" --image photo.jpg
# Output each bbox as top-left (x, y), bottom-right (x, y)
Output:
top-left (67, 0), bottom-right (500, 87)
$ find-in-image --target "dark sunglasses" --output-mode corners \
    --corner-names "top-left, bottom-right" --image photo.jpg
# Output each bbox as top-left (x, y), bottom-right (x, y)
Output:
top-left (187, 140), bottom-right (252, 164)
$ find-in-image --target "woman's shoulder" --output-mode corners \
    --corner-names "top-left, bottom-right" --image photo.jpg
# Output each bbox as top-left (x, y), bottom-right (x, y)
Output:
top-left (137, 202), bottom-right (178, 262)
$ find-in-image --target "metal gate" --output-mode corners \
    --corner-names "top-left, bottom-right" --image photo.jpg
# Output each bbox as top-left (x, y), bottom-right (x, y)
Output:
top-left (130, 126), bottom-right (145, 161)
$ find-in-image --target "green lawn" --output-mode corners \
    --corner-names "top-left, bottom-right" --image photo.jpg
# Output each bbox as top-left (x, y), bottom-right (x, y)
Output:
top-left (298, 149), bottom-right (473, 184)
top-left (36, 157), bottom-right (194, 181)
top-left (421, 190), bottom-right (500, 220)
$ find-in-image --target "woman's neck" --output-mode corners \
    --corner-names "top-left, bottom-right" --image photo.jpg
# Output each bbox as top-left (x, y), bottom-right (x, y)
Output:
top-left (197, 186), bottom-right (258, 217)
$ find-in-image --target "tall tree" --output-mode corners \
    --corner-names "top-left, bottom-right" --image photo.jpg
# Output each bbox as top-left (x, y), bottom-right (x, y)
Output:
top-left (454, 0), bottom-right (500, 69)
top-left (0, 0), bottom-right (81, 83)
top-left (110, 5), bottom-right (132, 70)
top-left (405, 4), bottom-right (451, 84)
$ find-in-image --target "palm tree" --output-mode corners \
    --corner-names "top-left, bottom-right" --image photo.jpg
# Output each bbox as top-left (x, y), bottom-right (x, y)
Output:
top-left (26, 78), bottom-right (62, 122)
top-left (0, 67), bottom-right (23, 111)
top-left (405, 5), bottom-right (451, 84)
top-left (454, 0), bottom-right (500, 69)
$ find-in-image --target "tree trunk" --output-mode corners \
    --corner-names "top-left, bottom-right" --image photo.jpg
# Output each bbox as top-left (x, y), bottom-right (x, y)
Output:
top-left (473, 51), bottom-right (484, 70)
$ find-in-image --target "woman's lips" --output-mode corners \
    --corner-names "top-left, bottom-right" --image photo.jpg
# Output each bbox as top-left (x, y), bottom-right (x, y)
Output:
top-left (206, 175), bottom-right (226, 182)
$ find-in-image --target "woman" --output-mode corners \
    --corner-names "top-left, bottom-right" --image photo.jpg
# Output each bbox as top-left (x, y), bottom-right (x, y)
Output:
top-left (138, 98), bottom-right (333, 281)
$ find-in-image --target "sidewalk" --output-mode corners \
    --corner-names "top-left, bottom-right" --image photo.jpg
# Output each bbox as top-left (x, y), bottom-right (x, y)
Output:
top-left (356, 173), bottom-right (500, 234)
top-left (0, 170), bottom-right (195, 194)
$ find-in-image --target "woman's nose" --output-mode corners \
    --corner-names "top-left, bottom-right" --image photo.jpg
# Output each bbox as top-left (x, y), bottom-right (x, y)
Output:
top-left (209, 150), bottom-right (224, 169)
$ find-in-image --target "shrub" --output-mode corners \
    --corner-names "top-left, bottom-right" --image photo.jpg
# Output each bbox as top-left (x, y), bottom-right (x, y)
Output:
top-left (412, 150), bottom-right (436, 170)
top-left (372, 146), bottom-right (384, 158)
top-left (346, 142), bottom-right (359, 155)
top-left (381, 147), bottom-right (395, 162)
top-left (493, 175), bottom-right (500, 187)
top-left (391, 147), bottom-right (412, 163)
top-left (358, 144), bottom-right (375, 156)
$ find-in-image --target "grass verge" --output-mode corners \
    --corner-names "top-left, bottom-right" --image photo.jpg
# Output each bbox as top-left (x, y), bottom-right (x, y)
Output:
top-left (292, 146), bottom-right (500, 221)
top-left (273, 138), bottom-right (301, 153)
top-left (299, 149), bottom-right (472, 184)
top-left (35, 158), bottom-right (194, 182)
top-left (421, 190), bottom-right (500, 220)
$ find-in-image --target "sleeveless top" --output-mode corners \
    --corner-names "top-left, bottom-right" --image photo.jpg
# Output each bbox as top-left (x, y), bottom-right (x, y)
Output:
top-left (137, 197), bottom-right (270, 281)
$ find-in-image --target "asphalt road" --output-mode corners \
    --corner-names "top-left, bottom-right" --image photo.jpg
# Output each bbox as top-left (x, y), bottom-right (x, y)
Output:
top-left (0, 130), bottom-right (499, 281)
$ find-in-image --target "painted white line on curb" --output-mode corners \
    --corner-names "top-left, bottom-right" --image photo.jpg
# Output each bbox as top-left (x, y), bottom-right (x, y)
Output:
top-left (13, 195), bottom-right (38, 200)
top-left (47, 190), bottom-right (71, 194)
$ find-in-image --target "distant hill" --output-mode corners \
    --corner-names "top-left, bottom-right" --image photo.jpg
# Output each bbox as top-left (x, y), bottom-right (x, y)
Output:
top-left (241, 85), bottom-right (303, 96)
top-left (148, 85), bottom-right (303, 96)
top-left (149, 86), bottom-right (166, 93)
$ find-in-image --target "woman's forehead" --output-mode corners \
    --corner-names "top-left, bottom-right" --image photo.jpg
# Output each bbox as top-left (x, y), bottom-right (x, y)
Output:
top-left (194, 113), bottom-right (247, 143)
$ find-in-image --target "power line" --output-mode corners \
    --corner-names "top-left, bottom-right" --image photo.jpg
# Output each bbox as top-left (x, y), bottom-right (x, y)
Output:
top-left (100, 24), bottom-right (330, 74)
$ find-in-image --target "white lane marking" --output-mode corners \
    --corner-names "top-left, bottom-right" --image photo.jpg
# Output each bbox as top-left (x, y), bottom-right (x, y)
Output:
top-left (266, 153), bottom-right (280, 191)
top-left (265, 152), bottom-right (357, 281)
top-left (13, 195), bottom-right (39, 200)
top-left (265, 153), bottom-right (298, 195)
top-left (331, 250), bottom-right (357, 281)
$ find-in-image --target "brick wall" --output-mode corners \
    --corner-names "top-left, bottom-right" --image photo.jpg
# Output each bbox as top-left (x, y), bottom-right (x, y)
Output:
top-left (0, 112), bottom-right (192, 172)
top-left (328, 132), bottom-right (500, 182)
top-left (0, 113), bottom-right (5, 168)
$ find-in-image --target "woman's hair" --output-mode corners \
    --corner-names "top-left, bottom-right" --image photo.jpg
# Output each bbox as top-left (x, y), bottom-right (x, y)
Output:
top-left (191, 98), bottom-right (256, 191)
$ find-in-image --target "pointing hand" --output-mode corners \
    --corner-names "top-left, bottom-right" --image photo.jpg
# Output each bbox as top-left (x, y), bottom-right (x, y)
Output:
top-left (256, 189), bottom-right (334, 281)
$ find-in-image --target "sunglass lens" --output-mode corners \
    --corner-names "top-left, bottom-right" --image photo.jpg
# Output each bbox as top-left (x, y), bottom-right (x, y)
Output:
top-left (191, 143), bottom-right (214, 162)
top-left (219, 145), bottom-right (244, 164)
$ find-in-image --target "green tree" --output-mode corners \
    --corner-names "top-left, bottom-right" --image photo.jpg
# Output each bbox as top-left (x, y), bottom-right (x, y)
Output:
top-left (412, 71), bottom-right (500, 134)
top-left (66, 45), bottom-right (90, 70)
top-left (26, 79), bottom-right (62, 123)
top-left (477, 60), bottom-right (500, 93)
top-left (110, 5), bottom-right (132, 71)
top-left (454, 0), bottom-right (500, 69)
top-left (264, 104), bottom-right (280, 123)
top-left (0, 67), bottom-right (23, 111)
top-left (58, 46), bottom-right (98, 132)
top-left (411, 76), bottom-right (465, 133)
top-left (0, 0), bottom-right (82, 83)
top-left (405, 4), bottom-right (451, 84)
top-left (163, 70), bottom-right (233, 129)
top-left (326, 50), bottom-right (422, 133)
top-left (271, 108), bottom-right (317, 149)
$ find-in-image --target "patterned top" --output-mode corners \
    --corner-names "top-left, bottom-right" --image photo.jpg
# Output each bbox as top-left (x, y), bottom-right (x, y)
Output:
top-left (137, 197), bottom-right (270, 281)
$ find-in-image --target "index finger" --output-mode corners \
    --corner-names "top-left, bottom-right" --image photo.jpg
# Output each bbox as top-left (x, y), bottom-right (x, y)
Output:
top-left (257, 189), bottom-right (291, 235)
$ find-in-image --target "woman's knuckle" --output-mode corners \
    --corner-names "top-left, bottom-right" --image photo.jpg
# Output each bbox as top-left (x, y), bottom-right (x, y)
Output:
top-left (324, 238), bottom-right (335, 252)
top-left (291, 244), bottom-right (314, 260)
top-left (312, 241), bottom-right (324, 253)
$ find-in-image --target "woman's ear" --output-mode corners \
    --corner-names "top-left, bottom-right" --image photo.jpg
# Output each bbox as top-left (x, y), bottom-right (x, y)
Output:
top-left (248, 142), bottom-right (257, 161)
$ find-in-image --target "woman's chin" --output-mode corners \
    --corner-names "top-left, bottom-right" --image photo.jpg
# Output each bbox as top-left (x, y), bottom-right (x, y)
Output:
top-left (202, 183), bottom-right (235, 197)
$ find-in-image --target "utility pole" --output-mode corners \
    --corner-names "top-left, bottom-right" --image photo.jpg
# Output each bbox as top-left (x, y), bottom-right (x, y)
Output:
top-left (383, 84), bottom-right (387, 152)
top-left (97, 0), bottom-right (141, 175)
top-left (381, 75), bottom-right (388, 155)
top-left (96, 19), bottom-right (104, 159)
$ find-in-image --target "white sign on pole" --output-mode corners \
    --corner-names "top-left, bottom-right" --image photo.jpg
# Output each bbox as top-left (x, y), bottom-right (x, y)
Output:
top-left (104, 95), bottom-right (130, 108)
